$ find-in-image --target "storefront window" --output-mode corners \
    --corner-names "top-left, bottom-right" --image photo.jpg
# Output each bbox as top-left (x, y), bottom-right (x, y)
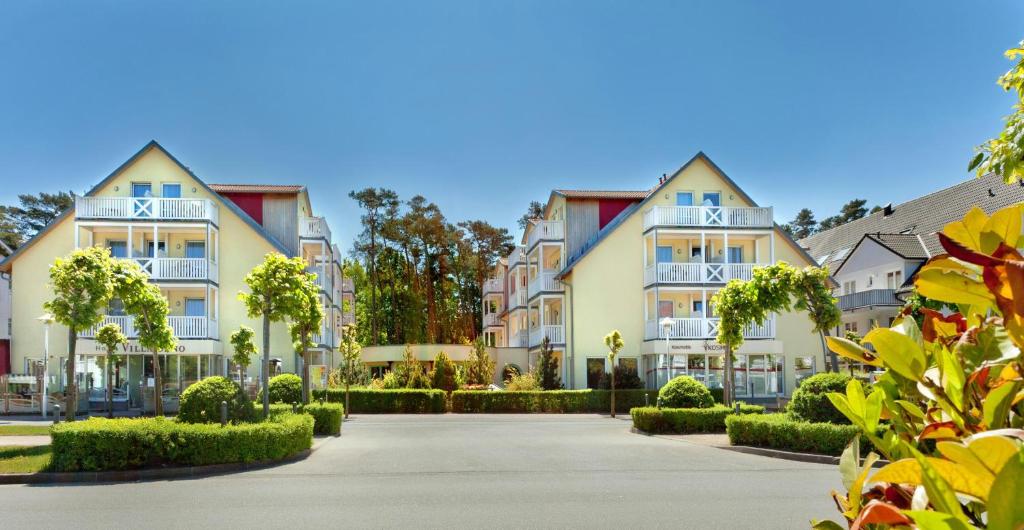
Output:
top-left (733, 356), bottom-right (748, 397)
top-left (586, 358), bottom-right (605, 389)
top-left (706, 355), bottom-right (724, 389)
top-left (618, 357), bottom-right (638, 374)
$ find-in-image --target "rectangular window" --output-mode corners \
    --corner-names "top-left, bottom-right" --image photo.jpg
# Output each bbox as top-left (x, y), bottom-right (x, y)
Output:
top-left (702, 192), bottom-right (721, 207)
top-left (161, 183), bottom-right (182, 198)
top-left (727, 246), bottom-right (743, 263)
top-left (107, 240), bottom-right (127, 258)
top-left (675, 192), bottom-right (694, 206)
top-left (658, 301), bottom-right (674, 318)
top-left (843, 280), bottom-right (856, 295)
top-left (586, 358), bottom-right (605, 389)
top-left (145, 240), bottom-right (167, 257)
top-left (886, 270), bottom-right (903, 290)
top-left (185, 241), bottom-right (205, 259)
top-left (692, 300), bottom-right (704, 317)
top-left (618, 357), bottom-right (638, 373)
top-left (185, 298), bottom-right (206, 317)
top-left (131, 183), bottom-right (152, 197)
top-left (844, 321), bottom-right (859, 333)
top-left (656, 246), bottom-right (673, 263)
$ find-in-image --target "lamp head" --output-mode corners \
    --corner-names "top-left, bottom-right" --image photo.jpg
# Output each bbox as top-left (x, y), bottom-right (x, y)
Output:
top-left (37, 313), bottom-right (55, 325)
top-left (659, 316), bottom-right (674, 330)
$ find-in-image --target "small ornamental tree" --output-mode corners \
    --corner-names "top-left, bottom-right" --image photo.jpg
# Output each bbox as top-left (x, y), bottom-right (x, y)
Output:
top-left (711, 262), bottom-right (840, 405)
top-left (288, 271), bottom-right (323, 404)
top-left (112, 260), bottom-right (177, 416)
top-left (429, 351), bottom-right (458, 392)
top-left (816, 203), bottom-right (1024, 528)
top-left (603, 330), bottom-right (624, 418)
top-left (395, 344), bottom-right (430, 389)
top-left (239, 253), bottom-right (311, 416)
top-left (537, 336), bottom-right (562, 390)
top-left (466, 338), bottom-right (496, 386)
top-left (44, 246), bottom-right (116, 420)
top-left (969, 40), bottom-right (1024, 183)
top-left (229, 325), bottom-right (257, 393)
top-left (94, 323), bottom-right (127, 419)
top-left (336, 323), bottom-right (364, 418)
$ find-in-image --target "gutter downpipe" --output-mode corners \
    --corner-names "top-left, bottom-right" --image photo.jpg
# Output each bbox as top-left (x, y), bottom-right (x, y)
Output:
top-left (561, 276), bottom-right (575, 389)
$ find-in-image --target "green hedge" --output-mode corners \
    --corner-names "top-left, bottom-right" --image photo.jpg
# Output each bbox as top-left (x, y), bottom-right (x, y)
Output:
top-left (50, 413), bottom-right (313, 472)
top-left (313, 389), bottom-right (446, 413)
top-left (725, 413), bottom-right (861, 456)
top-left (449, 389), bottom-right (658, 413)
top-left (630, 405), bottom-right (764, 434)
top-left (268, 402), bottom-right (344, 436)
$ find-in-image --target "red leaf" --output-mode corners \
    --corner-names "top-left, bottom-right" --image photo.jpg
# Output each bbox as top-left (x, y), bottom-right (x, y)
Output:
top-left (851, 500), bottom-right (913, 530)
top-left (939, 233), bottom-right (1003, 266)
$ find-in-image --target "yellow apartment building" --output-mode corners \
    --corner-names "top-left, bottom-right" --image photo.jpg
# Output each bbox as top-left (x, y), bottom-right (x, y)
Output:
top-left (483, 153), bottom-right (826, 400)
top-left (0, 141), bottom-right (352, 413)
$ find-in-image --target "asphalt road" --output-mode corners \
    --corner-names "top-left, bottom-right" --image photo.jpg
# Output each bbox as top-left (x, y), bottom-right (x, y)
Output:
top-left (1, 414), bottom-right (842, 529)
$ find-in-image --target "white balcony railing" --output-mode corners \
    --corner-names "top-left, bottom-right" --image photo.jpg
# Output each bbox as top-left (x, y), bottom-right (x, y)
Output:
top-left (134, 258), bottom-right (217, 282)
top-left (75, 197), bottom-right (219, 223)
top-left (339, 277), bottom-right (354, 293)
top-left (507, 246), bottom-right (526, 267)
top-left (82, 315), bottom-right (217, 339)
top-left (643, 262), bottom-right (766, 286)
top-left (484, 313), bottom-right (502, 328)
top-left (529, 324), bottom-right (565, 346)
top-left (526, 220), bottom-right (564, 249)
top-left (642, 206), bottom-right (773, 230)
top-left (510, 288), bottom-right (528, 308)
top-left (527, 271), bottom-right (563, 298)
top-left (644, 317), bottom-right (775, 340)
top-left (300, 217), bottom-right (332, 241)
top-left (307, 265), bottom-right (333, 295)
top-left (509, 330), bottom-right (529, 347)
top-left (483, 278), bottom-right (504, 295)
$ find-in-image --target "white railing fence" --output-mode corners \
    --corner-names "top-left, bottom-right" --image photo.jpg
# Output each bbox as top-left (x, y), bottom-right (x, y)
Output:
top-left (642, 206), bottom-right (772, 229)
top-left (645, 316), bottom-right (775, 340)
top-left (75, 197), bottom-right (218, 223)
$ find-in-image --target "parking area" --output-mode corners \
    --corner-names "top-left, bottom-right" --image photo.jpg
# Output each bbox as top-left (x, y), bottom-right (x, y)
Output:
top-left (0, 414), bottom-right (841, 529)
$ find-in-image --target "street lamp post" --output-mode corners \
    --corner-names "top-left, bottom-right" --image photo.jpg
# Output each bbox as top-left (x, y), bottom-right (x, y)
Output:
top-left (36, 313), bottom-right (54, 419)
top-left (660, 316), bottom-right (674, 386)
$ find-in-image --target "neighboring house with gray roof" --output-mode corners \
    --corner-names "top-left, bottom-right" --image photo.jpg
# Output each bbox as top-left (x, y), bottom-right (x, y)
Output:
top-left (798, 171), bottom-right (1024, 336)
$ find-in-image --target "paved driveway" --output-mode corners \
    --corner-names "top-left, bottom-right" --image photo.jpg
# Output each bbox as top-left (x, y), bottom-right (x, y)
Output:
top-left (1, 414), bottom-right (841, 529)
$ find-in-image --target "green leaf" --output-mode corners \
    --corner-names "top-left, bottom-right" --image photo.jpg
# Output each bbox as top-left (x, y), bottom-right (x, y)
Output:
top-left (912, 448), bottom-right (970, 523)
top-left (904, 510), bottom-right (975, 530)
top-left (810, 520), bottom-right (846, 530)
top-left (968, 151), bottom-right (984, 172)
top-left (896, 399), bottom-right (926, 421)
top-left (987, 447), bottom-right (1024, 530)
top-left (827, 392), bottom-right (863, 428)
top-left (863, 327), bottom-right (928, 380)
top-left (839, 435), bottom-right (860, 491)
top-left (983, 380), bottom-right (1022, 430)
top-left (864, 389), bottom-right (884, 433)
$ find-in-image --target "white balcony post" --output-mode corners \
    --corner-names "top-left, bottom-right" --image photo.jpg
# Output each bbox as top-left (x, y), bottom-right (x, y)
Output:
top-left (723, 232), bottom-right (729, 280)
top-left (152, 225), bottom-right (159, 259)
top-left (127, 225), bottom-right (134, 258)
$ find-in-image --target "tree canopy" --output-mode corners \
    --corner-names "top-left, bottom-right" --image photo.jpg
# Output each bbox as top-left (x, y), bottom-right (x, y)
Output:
top-left (970, 40), bottom-right (1024, 182)
top-left (0, 191), bottom-right (75, 251)
top-left (782, 199), bottom-right (875, 238)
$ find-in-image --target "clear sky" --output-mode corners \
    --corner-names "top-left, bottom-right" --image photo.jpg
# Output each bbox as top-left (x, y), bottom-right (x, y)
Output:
top-left (1, 1), bottom-right (1022, 250)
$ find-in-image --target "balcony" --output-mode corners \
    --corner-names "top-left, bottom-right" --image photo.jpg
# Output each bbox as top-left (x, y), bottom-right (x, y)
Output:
top-left (340, 277), bottom-right (354, 293)
top-left (483, 278), bottom-right (504, 295)
top-left (527, 271), bottom-right (563, 298)
top-left (300, 217), bottom-right (332, 241)
top-left (306, 265), bottom-right (333, 295)
top-left (644, 317), bottom-right (775, 340)
top-left (76, 197), bottom-right (219, 223)
top-left (526, 220), bottom-right (564, 249)
top-left (507, 246), bottom-right (526, 267)
top-left (509, 330), bottom-right (529, 347)
top-left (134, 258), bottom-right (218, 282)
top-left (509, 288), bottom-right (528, 308)
top-left (529, 324), bottom-right (565, 346)
top-left (837, 289), bottom-right (900, 311)
top-left (642, 206), bottom-right (773, 230)
top-left (643, 262), bottom-right (767, 286)
top-left (484, 313), bottom-right (502, 328)
top-left (82, 315), bottom-right (218, 340)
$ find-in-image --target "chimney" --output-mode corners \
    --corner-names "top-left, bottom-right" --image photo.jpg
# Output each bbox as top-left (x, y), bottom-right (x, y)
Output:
top-left (883, 203), bottom-right (894, 217)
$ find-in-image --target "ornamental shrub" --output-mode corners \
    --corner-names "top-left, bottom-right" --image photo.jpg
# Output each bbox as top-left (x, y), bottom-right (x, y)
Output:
top-left (724, 413), bottom-right (860, 456)
top-left (178, 376), bottom-right (256, 424)
top-left (450, 389), bottom-right (658, 413)
top-left (788, 372), bottom-right (851, 424)
top-left (597, 366), bottom-right (644, 390)
top-left (262, 373), bottom-right (302, 404)
top-left (313, 389), bottom-right (445, 413)
top-left (429, 351), bottom-right (458, 392)
top-left (504, 371), bottom-right (540, 391)
top-left (658, 375), bottom-right (713, 409)
top-left (269, 402), bottom-right (343, 436)
top-left (630, 405), bottom-right (763, 434)
top-left (50, 413), bottom-right (313, 471)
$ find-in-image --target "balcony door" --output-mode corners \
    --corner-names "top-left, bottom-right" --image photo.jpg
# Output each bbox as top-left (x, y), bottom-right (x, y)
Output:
top-left (185, 241), bottom-right (205, 259)
top-left (656, 246), bottom-right (673, 264)
top-left (131, 183), bottom-right (153, 217)
top-left (184, 298), bottom-right (206, 318)
top-left (107, 240), bottom-right (127, 259)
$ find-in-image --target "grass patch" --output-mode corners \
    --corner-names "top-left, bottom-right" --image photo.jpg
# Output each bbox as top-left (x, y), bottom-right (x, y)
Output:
top-left (0, 425), bottom-right (51, 436)
top-left (0, 445), bottom-right (52, 473)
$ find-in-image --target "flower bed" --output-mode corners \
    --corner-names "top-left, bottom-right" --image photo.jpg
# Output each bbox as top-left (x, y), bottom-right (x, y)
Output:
top-left (630, 405), bottom-right (764, 434)
top-left (50, 413), bottom-right (313, 472)
top-left (449, 389), bottom-right (659, 413)
top-left (724, 413), bottom-right (861, 456)
top-left (312, 389), bottom-right (446, 413)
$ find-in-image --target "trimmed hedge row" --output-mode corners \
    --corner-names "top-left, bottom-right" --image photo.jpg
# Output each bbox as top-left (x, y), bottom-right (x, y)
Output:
top-left (630, 405), bottom-right (765, 434)
top-left (725, 413), bottom-right (861, 456)
top-left (268, 402), bottom-right (344, 436)
top-left (313, 389), bottom-right (446, 413)
top-left (449, 390), bottom-right (659, 413)
top-left (50, 413), bottom-right (314, 472)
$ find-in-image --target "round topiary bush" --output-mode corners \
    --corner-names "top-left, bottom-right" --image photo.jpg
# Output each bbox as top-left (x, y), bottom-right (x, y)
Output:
top-left (178, 376), bottom-right (255, 424)
top-left (658, 375), bottom-right (714, 408)
top-left (262, 373), bottom-right (303, 404)
top-left (789, 372), bottom-right (852, 424)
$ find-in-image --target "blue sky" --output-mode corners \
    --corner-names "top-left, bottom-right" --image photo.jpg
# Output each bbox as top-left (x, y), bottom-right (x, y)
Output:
top-left (1, 1), bottom-right (1022, 249)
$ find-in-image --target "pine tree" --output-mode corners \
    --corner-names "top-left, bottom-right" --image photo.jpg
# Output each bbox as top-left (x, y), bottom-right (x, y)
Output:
top-left (788, 208), bottom-right (817, 239)
top-left (537, 337), bottom-right (562, 390)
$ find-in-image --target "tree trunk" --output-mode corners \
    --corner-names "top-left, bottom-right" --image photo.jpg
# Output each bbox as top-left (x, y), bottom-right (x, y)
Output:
top-left (239, 366), bottom-right (245, 396)
top-left (344, 380), bottom-right (350, 419)
top-left (65, 328), bottom-right (76, 421)
top-left (262, 312), bottom-right (271, 417)
top-left (723, 342), bottom-right (734, 407)
top-left (301, 344), bottom-right (310, 405)
top-left (106, 354), bottom-right (114, 419)
top-left (152, 348), bottom-right (163, 416)
top-left (821, 330), bottom-right (839, 373)
top-left (610, 368), bottom-right (616, 418)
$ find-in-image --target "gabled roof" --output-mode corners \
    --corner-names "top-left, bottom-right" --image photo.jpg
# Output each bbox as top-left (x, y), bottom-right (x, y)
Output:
top-left (798, 172), bottom-right (1024, 271)
top-left (832, 233), bottom-right (929, 276)
top-left (0, 140), bottom-right (292, 271)
top-left (556, 151), bottom-right (821, 277)
top-left (209, 184), bottom-right (305, 193)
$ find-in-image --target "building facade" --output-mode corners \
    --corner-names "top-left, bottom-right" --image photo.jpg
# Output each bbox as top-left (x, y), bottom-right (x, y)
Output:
top-left (0, 141), bottom-right (350, 413)
top-left (483, 153), bottom-right (825, 399)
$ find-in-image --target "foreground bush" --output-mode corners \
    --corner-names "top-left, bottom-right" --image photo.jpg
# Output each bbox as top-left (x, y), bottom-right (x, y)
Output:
top-left (269, 402), bottom-right (343, 436)
top-left (787, 372), bottom-right (851, 424)
top-left (313, 389), bottom-right (445, 413)
top-left (630, 405), bottom-right (764, 434)
top-left (724, 413), bottom-right (859, 456)
top-left (450, 389), bottom-right (658, 413)
top-left (265, 374), bottom-right (302, 404)
top-left (658, 376), bottom-right (713, 408)
top-left (178, 376), bottom-right (255, 424)
top-left (50, 413), bottom-right (313, 471)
